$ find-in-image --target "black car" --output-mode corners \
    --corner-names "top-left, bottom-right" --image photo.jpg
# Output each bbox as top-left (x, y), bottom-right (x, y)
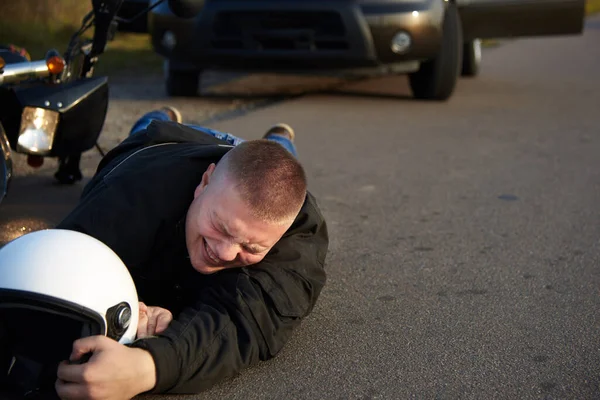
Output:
top-left (140, 0), bottom-right (585, 101)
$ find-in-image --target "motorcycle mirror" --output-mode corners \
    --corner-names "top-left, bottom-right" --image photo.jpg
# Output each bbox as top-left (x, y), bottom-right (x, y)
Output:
top-left (167, 0), bottom-right (204, 18)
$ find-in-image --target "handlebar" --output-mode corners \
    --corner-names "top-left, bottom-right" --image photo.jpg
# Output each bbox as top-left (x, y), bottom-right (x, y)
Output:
top-left (0, 61), bottom-right (49, 85)
top-left (0, 0), bottom-right (178, 87)
top-left (0, 54), bottom-right (66, 85)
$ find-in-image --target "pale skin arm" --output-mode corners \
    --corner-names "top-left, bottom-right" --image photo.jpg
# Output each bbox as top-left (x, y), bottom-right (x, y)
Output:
top-left (55, 303), bottom-right (174, 400)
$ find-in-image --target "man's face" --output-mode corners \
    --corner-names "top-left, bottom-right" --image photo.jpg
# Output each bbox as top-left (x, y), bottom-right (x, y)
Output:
top-left (185, 164), bottom-right (293, 274)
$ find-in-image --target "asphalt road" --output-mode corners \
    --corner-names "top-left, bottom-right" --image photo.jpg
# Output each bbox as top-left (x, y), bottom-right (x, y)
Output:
top-left (2, 15), bottom-right (600, 400)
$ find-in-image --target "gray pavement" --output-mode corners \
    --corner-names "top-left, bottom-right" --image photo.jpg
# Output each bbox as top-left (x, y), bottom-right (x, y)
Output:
top-left (2, 15), bottom-right (600, 400)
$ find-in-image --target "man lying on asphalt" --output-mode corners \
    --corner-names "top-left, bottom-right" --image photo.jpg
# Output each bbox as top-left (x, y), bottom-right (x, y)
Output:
top-left (53, 107), bottom-right (329, 400)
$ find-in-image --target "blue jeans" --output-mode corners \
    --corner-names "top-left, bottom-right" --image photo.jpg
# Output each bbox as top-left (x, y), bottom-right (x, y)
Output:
top-left (129, 110), bottom-right (297, 157)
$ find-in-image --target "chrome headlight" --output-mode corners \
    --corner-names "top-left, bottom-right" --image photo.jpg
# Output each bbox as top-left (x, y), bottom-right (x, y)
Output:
top-left (17, 107), bottom-right (60, 156)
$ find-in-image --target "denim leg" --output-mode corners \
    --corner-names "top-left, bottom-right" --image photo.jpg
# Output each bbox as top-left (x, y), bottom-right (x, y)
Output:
top-left (129, 110), bottom-right (173, 137)
top-left (185, 124), bottom-right (246, 147)
top-left (263, 134), bottom-right (298, 157)
top-left (186, 125), bottom-right (298, 157)
top-left (129, 112), bottom-right (298, 157)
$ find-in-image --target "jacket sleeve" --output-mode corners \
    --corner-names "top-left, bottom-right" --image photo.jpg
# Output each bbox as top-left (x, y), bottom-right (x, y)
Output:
top-left (129, 194), bottom-right (329, 394)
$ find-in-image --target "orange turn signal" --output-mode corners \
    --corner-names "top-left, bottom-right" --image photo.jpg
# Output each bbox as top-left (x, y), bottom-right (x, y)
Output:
top-left (0, 57), bottom-right (5, 70)
top-left (46, 55), bottom-right (65, 75)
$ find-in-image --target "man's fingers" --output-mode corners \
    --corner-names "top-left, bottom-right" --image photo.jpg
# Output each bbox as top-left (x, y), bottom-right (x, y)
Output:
top-left (69, 336), bottom-right (102, 363)
top-left (137, 305), bottom-right (173, 338)
top-left (55, 379), bottom-right (88, 400)
top-left (137, 311), bottom-right (149, 338)
top-left (139, 302), bottom-right (148, 313)
top-left (155, 312), bottom-right (172, 334)
top-left (56, 361), bottom-right (86, 383)
top-left (146, 311), bottom-right (157, 336)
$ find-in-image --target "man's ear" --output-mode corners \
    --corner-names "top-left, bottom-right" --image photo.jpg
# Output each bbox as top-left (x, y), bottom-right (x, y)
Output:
top-left (194, 163), bottom-right (216, 199)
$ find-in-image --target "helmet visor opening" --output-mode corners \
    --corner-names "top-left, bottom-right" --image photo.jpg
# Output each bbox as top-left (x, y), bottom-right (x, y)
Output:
top-left (0, 289), bottom-right (105, 396)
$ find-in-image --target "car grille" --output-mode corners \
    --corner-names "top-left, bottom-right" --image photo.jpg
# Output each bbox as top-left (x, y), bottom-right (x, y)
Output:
top-left (211, 11), bottom-right (349, 51)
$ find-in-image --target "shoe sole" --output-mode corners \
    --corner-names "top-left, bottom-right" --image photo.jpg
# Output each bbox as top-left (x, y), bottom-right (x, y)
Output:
top-left (267, 123), bottom-right (295, 142)
top-left (163, 106), bottom-right (183, 124)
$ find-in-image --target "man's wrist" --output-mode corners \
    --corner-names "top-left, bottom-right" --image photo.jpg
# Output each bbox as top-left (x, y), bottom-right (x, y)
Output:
top-left (130, 347), bottom-right (157, 393)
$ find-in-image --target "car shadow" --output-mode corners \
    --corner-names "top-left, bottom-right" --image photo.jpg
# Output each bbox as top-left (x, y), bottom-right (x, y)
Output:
top-left (316, 89), bottom-right (416, 102)
top-left (108, 69), bottom-right (419, 103)
top-left (200, 75), bottom-right (417, 102)
top-left (199, 87), bottom-right (416, 102)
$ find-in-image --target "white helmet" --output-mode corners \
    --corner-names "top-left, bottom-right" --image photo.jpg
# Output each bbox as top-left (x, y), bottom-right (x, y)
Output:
top-left (0, 229), bottom-right (139, 345)
top-left (0, 229), bottom-right (140, 396)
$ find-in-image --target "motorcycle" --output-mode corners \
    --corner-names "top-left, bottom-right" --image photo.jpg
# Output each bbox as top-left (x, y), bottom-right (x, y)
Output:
top-left (0, 0), bottom-right (200, 207)
top-left (0, 1), bottom-right (117, 191)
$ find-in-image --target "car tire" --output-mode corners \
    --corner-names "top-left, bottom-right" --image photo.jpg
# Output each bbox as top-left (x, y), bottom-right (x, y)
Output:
top-left (461, 39), bottom-right (482, 77)
top-left (408, 2), bottom-right (463, 101)
top-left (166, 67), bottom-right (201, 97)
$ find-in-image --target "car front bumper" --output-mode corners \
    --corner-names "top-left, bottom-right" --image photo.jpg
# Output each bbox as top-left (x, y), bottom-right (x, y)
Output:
top-left (149, 0), bottom-right (444, 71)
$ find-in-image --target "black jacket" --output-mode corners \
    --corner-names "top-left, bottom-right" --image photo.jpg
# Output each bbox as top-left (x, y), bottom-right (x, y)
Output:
top-left (56, 121), bottom-right (329, 394)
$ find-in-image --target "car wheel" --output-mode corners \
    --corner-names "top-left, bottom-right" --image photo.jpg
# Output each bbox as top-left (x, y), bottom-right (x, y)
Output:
top-left (408, 2), bottom-right (463, 101)
top-left (461, 39), bottom-right (482, 77)
top-left (166, 67), bottom-right (201, 97)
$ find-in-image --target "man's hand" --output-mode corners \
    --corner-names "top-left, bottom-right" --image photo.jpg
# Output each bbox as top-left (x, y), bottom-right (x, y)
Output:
top-left (137, 302), bottom-right (173, 339)
top-left (55, 335), bottom-right (156, 400)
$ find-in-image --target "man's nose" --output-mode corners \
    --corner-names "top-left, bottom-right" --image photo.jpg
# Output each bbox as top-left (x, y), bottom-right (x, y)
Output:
top-left (215, 241), bottom-right (239, 262)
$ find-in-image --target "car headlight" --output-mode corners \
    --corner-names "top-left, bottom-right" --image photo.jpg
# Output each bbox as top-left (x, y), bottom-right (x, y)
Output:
top-left (390, 31), bottom-right (412, 54)
top-left (17, 107), bottom-right (60, 155)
